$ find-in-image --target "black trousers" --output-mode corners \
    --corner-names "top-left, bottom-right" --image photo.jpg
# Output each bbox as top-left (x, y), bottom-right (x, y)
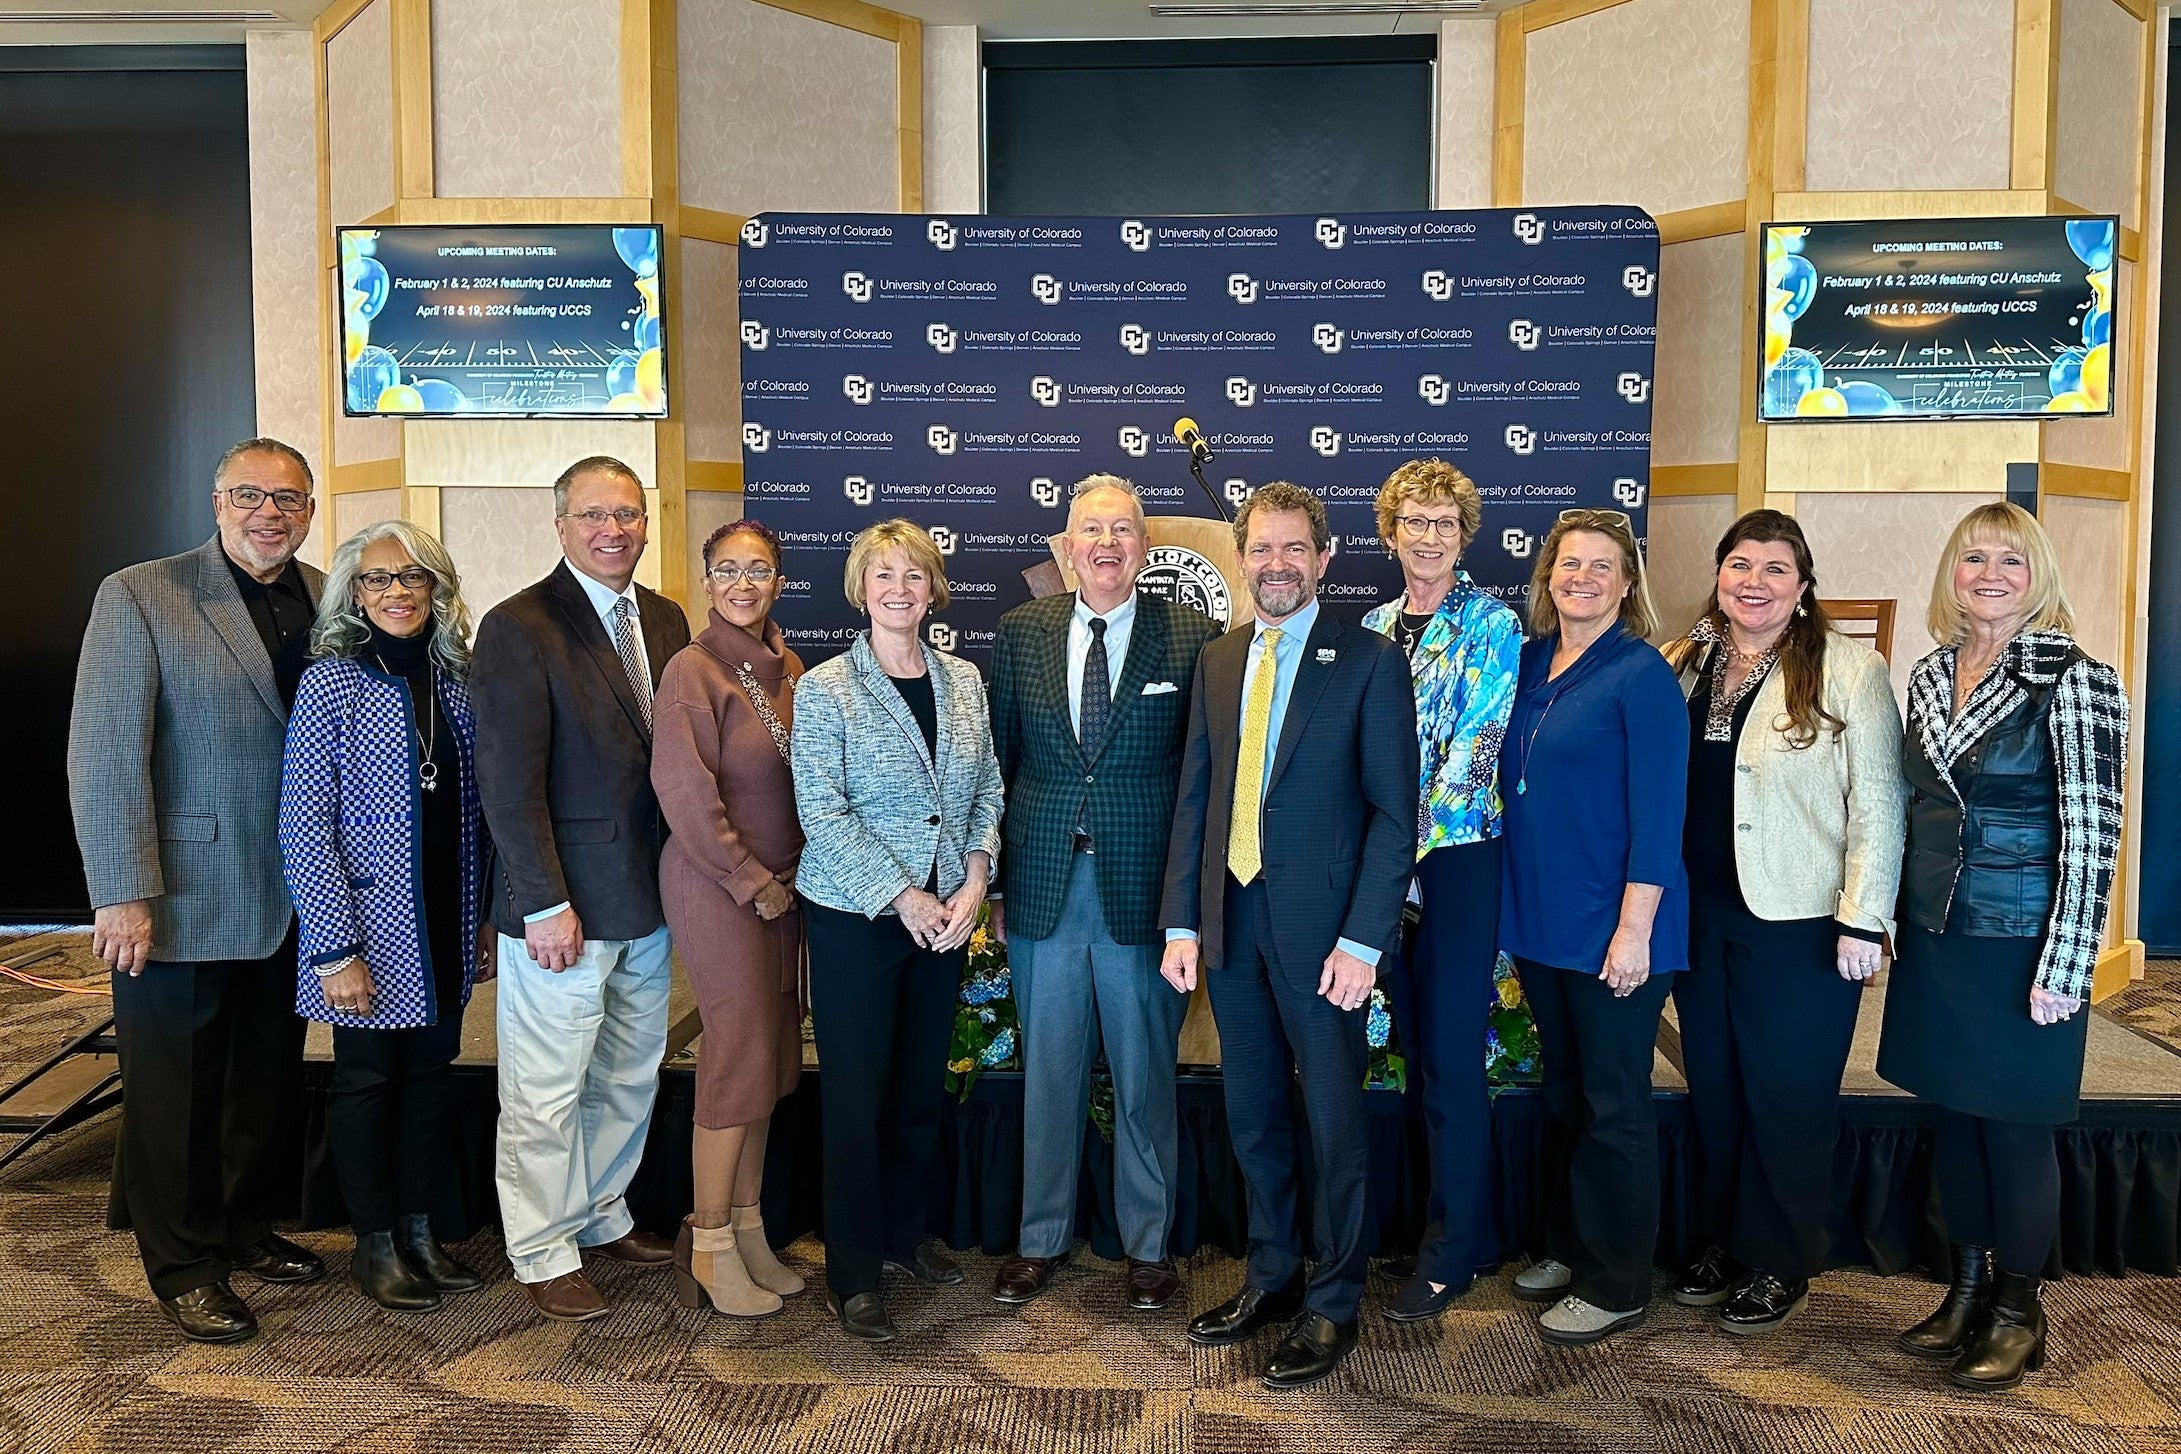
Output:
top-left (1520, 956), bottom-right (1671, 1312)
top-left (1673, 902), bottom-right (1861, 1282)
top-left (328, 1000), bottom-right (465, 1237)
top-left (1209, 875), bottom-right (1372, 1323)
top-left (1933, 1108), bottom-right (2060, 1274)
top-left (1383, 837), bottom-right (1502, 1284)
top-left (805, 901), bottom-right (963, 1300)
top-left (109, 933), bottom-right (306, 1300)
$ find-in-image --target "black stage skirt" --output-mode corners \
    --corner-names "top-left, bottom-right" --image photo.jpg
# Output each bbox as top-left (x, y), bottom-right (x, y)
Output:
top-left (1877, 920), bottom-right (2090, 1125)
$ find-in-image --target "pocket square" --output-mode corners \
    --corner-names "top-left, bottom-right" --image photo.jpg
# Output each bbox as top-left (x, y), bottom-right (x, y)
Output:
top-left (1141, 681), bottom-right (1178, 695)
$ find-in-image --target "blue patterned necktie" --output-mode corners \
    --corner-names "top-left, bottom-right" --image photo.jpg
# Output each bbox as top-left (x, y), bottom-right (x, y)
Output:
top-left (1079, 616), bottom-right (1111, 756)
top-left (611, 595), bottom-right (653, 731)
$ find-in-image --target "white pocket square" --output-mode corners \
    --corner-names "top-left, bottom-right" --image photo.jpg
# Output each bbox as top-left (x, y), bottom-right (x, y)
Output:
top-left (1141, 681), bottom-right (1178, 695)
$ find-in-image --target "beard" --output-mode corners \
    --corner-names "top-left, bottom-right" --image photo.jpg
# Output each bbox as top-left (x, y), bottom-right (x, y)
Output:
top-left (1248, 571), bottom-right (1309, 618)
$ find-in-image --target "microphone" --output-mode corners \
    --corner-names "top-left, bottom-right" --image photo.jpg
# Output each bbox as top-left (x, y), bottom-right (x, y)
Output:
top-left (1173, 417), bottom-right (1214, 464)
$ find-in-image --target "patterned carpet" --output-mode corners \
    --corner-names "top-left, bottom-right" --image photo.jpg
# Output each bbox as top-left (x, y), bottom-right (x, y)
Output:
top-left (6, 934), bottom-right (2181, 1453)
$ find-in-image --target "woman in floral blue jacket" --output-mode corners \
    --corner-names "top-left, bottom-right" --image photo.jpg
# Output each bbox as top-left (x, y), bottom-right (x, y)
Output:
top-left (1361, 459), bottom-right (1523, 1323)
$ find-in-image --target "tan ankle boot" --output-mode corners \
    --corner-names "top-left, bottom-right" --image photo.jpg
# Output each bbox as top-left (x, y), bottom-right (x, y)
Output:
top-left (732, 1204), bottom-right (806, 1297)
top-left (672, 1216), bottom-right (781, 1317)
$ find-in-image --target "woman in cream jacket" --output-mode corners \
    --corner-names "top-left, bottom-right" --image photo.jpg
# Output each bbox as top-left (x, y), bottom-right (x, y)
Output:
top-left (1662, 510), bottom-right (1905, 1335)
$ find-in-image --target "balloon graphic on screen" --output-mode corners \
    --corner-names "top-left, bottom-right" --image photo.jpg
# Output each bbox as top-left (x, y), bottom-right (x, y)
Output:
top-left (613, 227), bottom-right (659, 278)
top-left (635, 347), bottom-right (664, 406)
top-left (1764, 348), bottom-right (1823, 416)
top-left (2048, 347), bottom-right (2086, 399)
top-left (1838, 381), bottom-right (1899, 416)
top-left (1795, 387), bottom-right (1848, 417)
top-left (413, 379), bottom-right (468, 413)
top-left (1775, 255), bottom-right (1817, 322)
top-left (2081, 343), bottom-right (2110, 407)
top-left (2045, 390), bottom-right (2096, 413)
top-left (376, 384), bottom-right (425, 413)
top-left (606, 350), bottom-right (640, 399)
top-left (344, 255), bottom-right (390, 322)
top-left (2066, 219), bottom-right (2116, 272)
top-left (348, 346), bottom-right (400, 412)
top-left (2082, 306), bottom-right (2111, 349)
top-left (633, 310), bottom-right (662, 352)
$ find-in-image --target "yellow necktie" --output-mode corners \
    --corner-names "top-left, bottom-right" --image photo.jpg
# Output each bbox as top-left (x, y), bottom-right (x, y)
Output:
top-left (1228, 627), bottom-right (1283, 885)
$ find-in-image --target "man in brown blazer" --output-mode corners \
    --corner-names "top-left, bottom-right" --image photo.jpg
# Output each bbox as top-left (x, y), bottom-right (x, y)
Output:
top-left (469, 456), bottom-right (691, 1321)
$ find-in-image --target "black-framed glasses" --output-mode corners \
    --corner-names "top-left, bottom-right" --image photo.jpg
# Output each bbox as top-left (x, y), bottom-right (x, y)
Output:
top-left (357, 567), bottom-right (436, 593)
top-left (1395, 514), bottom-right (1466, 539)
top-left (704, 563), bottom-right (777, 586)
top-left (562, 507), bottom-right (646, 529)
top-left (224, 486), bottom-right (312, 515)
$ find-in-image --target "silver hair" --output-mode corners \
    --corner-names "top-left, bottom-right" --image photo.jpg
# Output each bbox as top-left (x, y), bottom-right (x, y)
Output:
top-left (311, 519), bottom-right (475, 678)
top-left (1068, 473), bottom-right (1146, 527)
top-left (553, 454), bottom-right (645, 518)
top-left (213, 437), bottom-right (315, 492)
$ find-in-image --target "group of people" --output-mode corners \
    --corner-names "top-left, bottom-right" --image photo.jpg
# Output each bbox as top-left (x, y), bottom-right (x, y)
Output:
top-left (68, 436), bottom-right (2127, 1397)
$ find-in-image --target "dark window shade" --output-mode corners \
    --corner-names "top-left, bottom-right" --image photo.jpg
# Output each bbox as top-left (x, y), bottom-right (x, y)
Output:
top-left (2136, 20), bottom-right (2181, 952)
top-left (983, 37), bottom-right (1434, 217)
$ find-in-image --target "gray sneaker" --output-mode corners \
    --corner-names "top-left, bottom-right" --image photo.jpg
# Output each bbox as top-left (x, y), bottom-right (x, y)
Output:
top-left (1511, 1258), bottom-right (1573, 1303)
top-left (1537, 1295), bottom-right (1647, 1346)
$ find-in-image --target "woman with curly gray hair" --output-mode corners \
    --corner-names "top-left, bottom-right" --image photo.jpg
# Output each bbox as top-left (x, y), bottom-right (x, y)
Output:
top-left (278, 519), bottom-right (491, 1313)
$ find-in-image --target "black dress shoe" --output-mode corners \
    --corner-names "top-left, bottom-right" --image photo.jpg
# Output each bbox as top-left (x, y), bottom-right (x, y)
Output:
top-left (158, 1280), bottom-right (257, 1344)
top-left (1384, 1272), bottom-right (1471, 1323)
top-left (1187, 1279), bottom-right (1305, 1346)
top-left (352, 1230), bottom-right (440, 1312)
top-left (1670, 1244), bottom-right (1740, 1308)
top-left (230, 1233), bottom-right (326, 1285)
top-left (1263, 1313), bottom-right (1358, 1390)
top-left (827, 1289), bottom-right (898, 1342)
top-left (1717, 1273), bottom-right (1808, 1335)
top-left (394, 1214), bottom-right (484, 1294)
top-left (1949, 1270), bottom-right (2047, 1391)
top-left (1375, 1255), bottom-right (1417, 1282)
top-left (993, 1255), bottom-right (1064, 1304)
top-left (884, 1240), bottom-right (963, 1285)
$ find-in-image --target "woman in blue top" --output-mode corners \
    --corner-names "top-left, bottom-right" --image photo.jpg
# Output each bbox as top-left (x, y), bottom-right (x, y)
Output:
top-left (1360, 460), bottom-right (1522, 1324)
top-left (1499, 508), bottom-right (1689, 1346)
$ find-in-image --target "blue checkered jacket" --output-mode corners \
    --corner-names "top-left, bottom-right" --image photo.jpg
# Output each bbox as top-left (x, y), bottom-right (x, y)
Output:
top-left (279, 656), bottom-right (488, 1029)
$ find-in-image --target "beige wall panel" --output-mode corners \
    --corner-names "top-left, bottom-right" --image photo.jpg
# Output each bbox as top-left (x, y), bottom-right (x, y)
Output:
top-left (334, 413), bottom-right (403, 465)
top-left (247, 32), bottom-right (327, 564)
top-left (681, 238), bottom-right (744, 464)
top-left (2044, 256), bottom-right (2133, 470)
top-left (685, 489), bottom-right (747, 612)
top-left (2054, 0), bottom-right (2144, 218)
top-left (1767, 421), bottom-right (2039, 493)
top-left (1798, 490), bottom-right (2000, 696)
top-left (2042, 495), bottom-right (2126, 668)
top-left (678, 0), bottom-right (898, 217)
top-left (1651, 233), bottom-right (1743, 467)
top-left (334, 487), bottom-right (403, 543)
top-left (1435, 17), bottom-right (1495, 210)
top-left (431, 0), bottom-right (622, 199)
top-left (326, 0), bottom-right (394, 226)
top-left (1803, 0), bottom-right (2014, 192)
top-left (406, 420), bottom-right (658, 488)
top-left (1522, 0), bottom-right (1748, 215)
top-left (923, 25), bottom-right (981, 215)
top-left (1646, 494), bottom-right (1739, 644)
top-left (441, 485), bottom-right (562, 618)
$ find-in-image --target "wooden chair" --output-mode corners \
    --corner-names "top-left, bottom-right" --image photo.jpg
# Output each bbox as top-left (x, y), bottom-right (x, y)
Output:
top-left (1821, 598), bottom-right (1896, 666)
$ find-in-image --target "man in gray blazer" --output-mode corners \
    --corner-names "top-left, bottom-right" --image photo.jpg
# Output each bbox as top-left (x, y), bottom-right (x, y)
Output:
top-left (68, 438), bottom-right (328, 1344)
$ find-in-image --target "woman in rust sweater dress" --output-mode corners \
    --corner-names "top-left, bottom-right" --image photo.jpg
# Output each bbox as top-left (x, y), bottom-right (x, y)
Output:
top-left (652, 519), bottom-right (807, 1317)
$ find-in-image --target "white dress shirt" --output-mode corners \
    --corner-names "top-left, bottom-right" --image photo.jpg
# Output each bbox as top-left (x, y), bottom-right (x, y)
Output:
top-left (1067, 590), bottom-right (1137, 738)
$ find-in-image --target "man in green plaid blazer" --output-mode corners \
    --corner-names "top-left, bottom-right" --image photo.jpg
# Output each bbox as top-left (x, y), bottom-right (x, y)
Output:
top-left (987, 476), bottom-right (1222, 1312)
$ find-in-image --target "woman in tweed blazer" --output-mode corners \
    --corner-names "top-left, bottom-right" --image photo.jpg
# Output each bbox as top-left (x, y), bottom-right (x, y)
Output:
top-left (791, 519), bottom-right (1004, 1343)
top-left (1878, 502), bottom-right (2128, 1392)
top-left (279, 521), bottom-right (491, 1314)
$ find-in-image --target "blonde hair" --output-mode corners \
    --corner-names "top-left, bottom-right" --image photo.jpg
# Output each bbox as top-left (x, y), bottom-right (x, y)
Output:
top-left (1525, 509), bottom-right (1658, 640)
top-left (1374, 458), bottom-right (1482, 554)
top-left (311, 519), bottom-right (474, 677)
top-left (1926, 500), bottom-right (2075, 645)
top-left (844, 518), bottom-right (951, 613)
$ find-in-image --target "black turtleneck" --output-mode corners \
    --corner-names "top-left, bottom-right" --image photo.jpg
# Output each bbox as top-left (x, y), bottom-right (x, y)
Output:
top-left (365, 620), bottom-right (462, 1011)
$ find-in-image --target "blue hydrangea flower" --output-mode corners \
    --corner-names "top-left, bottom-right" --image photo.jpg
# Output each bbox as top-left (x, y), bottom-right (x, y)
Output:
top-left (1366, 1000), bottom-right (1391, 1050)
top-left (979, 1028), bottom-right (1017, 1066)
top-left (962, 975), bottom-right (1006, 1006)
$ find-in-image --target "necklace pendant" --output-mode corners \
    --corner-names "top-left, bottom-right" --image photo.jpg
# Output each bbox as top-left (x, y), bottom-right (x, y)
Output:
top-left (419, 760), bottom-right (440, 793)
top-left (1516, 777), bottom-right (1527, 795)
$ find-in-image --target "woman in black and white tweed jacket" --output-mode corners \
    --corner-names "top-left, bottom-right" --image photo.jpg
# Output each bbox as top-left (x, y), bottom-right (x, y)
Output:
top-left (1877, 501), bottom-right (2128, 1394)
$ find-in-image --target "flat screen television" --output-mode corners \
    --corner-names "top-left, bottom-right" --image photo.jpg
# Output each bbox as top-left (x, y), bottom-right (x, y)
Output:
top-left (1758, 215), bottom-right (2117, 422)
top-left (337, 223), bottom-right (666, 418)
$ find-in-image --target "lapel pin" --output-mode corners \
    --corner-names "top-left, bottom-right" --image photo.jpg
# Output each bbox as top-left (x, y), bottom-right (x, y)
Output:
top-left (1316, 648), bottom-right (1337, 664)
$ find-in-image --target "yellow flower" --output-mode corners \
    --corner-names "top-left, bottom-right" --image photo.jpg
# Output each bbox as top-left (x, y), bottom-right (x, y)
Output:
top-left (969, 927), bottom-right (990, 954)
top-left (948, 1058), bottom-right (975, 1076)
top-left (1498, 976), bottom-right (1525, 1010)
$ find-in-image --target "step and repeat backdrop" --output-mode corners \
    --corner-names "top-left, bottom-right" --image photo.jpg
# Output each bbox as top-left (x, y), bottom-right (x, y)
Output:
top-left (736, 207), bottom-right (1661, 665)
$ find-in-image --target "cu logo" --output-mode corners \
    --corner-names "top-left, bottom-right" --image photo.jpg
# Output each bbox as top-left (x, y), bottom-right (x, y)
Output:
top-left (925, 322), bottom-right (958, 353)
top-left (1309, 426), bottom-right (1341, 458)
top-left (1314, 217), bottom-right (1347, 249)
top-left (1508, 319), bottom-right (1540, 351)
top-left (1030, 376), bottom-right (1061, 407)
top-left (1226, 273), bottom-right (1259, 305)
top-left (1312, 322), bottom-right (1344, 355)
top-left (843, 475), bottom-right (874, 507)
top-left (842, 374), bottom-right (873, 406)
top-left (927, 525), bottom-right (958, 556)
top-left (926, 219), bottom-right (958, 250)
top-left (926, 424), bottom-right (958, 455)
top-left (1612, 477), bottom-right (1647, 509)
top-left (1421, 269), bottom-right (1454, 302)
top-left (1030, 476), bottom-right (1061, 509)
top-left (739, 218), bottom-right (768, 248)
top-left (1418, 374), bottom-right (1451, 406)
top-left (928, 622), bottom-right (958, 651)
top-left (1118, 426), bottom-right (1150, 458)
top-left (1224, 377), bottom-right (1256, 408)
top-left (1119, 323), bottom-right (1150, 356)
top-left (1622, 264), bottom-right (1657, 298)
top-left (841, 270), bottom-right (873, 303)
top-left (1121, 219), bottom-right (1152, 252)
top-left (1503, 424), bottom-right (1537, 456)
top-left (1617, 371), bottom-right (1653, 404)
top-left (1502, 527), bottom-right (1534, 559)
top-left (1030, 273), bottom-right (1062, 305)
top-left (740, 319), bottom-right (769, 350)
top-left (1513, 213), bottom-right (1545, 246)
top-left (1223, 478), bottom-right (1250, 508)
top-left (742, 422), bottom-right (771, 453)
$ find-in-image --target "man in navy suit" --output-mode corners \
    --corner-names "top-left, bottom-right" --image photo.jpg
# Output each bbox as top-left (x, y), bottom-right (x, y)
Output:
top-left (1159, 481), bottom-right (1419, 1389)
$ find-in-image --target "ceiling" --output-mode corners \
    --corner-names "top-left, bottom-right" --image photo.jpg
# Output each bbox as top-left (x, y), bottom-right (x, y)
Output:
top-left (0, 0), bottom-right (1511, 47)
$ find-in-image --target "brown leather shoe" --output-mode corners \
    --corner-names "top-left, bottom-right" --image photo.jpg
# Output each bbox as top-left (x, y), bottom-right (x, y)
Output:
top-left (992, 1255), bottom-right (1063, 1304)
top-left (1126, 1258), bottom-right (1180, 1311)
top-left (586, 1229), bottom-right (675, 1266)
top-left (522, 1270), bottom-right (610, 1322)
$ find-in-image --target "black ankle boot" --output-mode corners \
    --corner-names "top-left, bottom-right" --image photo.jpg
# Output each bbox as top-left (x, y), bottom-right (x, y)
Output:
top-left (395, 1214), bottom-right (483, 1294)
top-left (1898, 1243), bottom-right (1992, 1359)
top-left (353, 1230), bottom-right (441, 1312)
top-left (1949, 1270), bottom-right (2046, 1391)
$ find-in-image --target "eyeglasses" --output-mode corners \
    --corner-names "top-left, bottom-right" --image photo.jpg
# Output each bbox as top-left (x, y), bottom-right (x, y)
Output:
top-left (1557, 508), bottom-right (1632, 528)
top-left (1395, 514), bottom-right (1466, 539)
top-left (357, 567), bottom-right (436, 593)
top-left (562, 507), bottom-right (646, 529)
top-left (704, 563), bottom-right (778, 585)
top-left (224, 486), bottom-right (312, 515)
